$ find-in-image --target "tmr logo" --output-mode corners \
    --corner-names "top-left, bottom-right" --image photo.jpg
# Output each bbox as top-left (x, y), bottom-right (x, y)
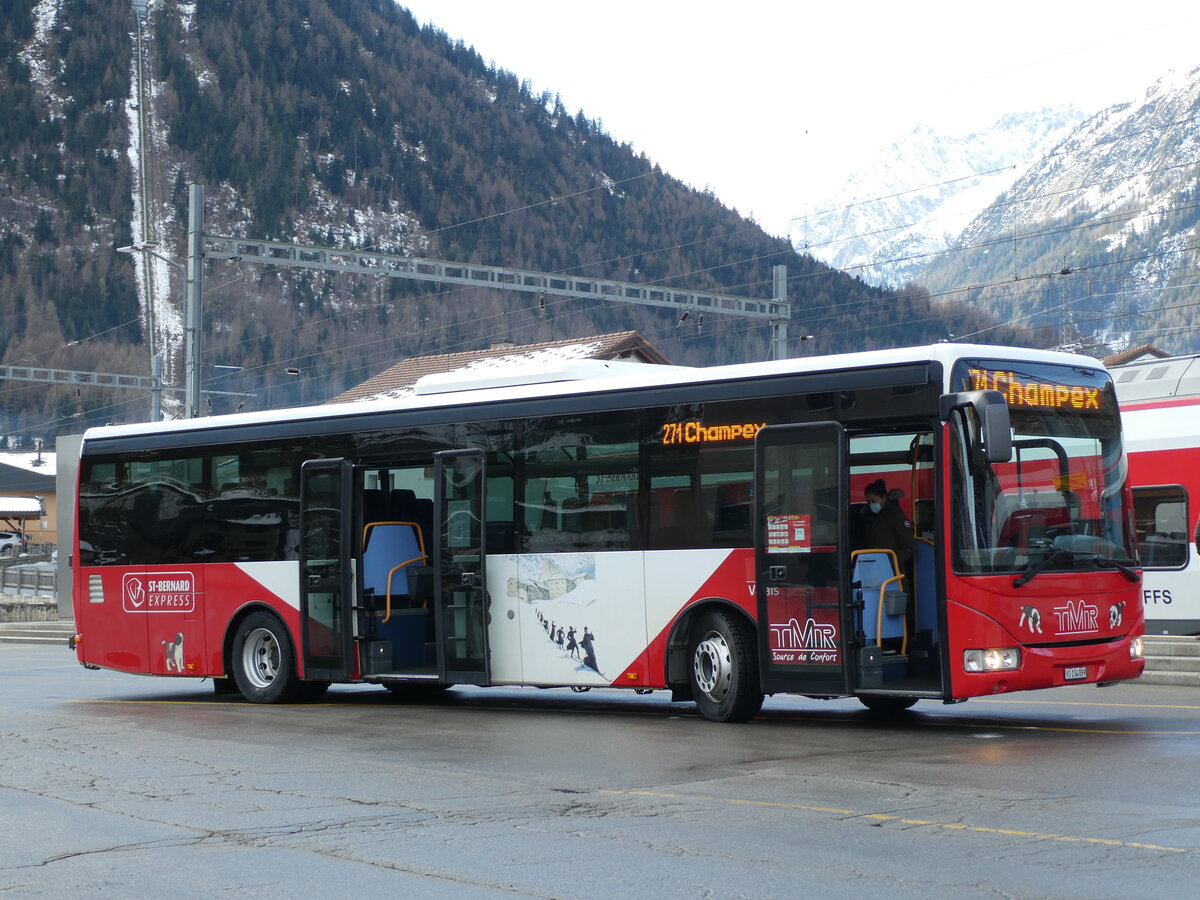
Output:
top-left (1052, 599), bottom-right (1099, 635)
top-left (770, 617), bottom-right (837, 651)
top-left (121, 572), bottom-right (197, 614)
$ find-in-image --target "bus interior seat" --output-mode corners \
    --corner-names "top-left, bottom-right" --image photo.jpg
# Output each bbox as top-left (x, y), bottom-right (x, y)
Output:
top-left (362, 521), bottom-right (430, 669)
top-left (388, 489), bottom-right (434, 550)
top-left (389, 488), bottom-right (416, 509)
top-left (413, 499), bottom-right (434, 547)
top-left (362, 488), bottom-right (386, 524)
top-left (851, 549), bottom-right (907, 653)
top-left (362, 521), bottom-right (425, 603)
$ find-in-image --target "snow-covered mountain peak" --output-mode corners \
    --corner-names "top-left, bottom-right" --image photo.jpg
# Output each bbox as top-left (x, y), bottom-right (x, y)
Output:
top-left (791, 107), bottom-right (1084, 286)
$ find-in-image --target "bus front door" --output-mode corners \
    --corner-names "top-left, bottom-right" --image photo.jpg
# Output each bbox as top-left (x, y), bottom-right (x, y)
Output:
top-left (754, 423), bottom-right (852, 696)
top-left (298, 458), bottom-right (354, 681)
top-left (433, 450), bottom-right (491, 685)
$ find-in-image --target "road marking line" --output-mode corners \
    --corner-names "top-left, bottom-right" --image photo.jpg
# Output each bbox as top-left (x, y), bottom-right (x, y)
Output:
top-left (975, 698), bottom-right (1200, 711)
top-left (603, 790), bottom-right (1195, 854)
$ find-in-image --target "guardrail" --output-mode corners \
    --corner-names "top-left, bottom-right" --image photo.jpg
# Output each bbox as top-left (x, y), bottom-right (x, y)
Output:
top-left (0, 557), bottom-right (56, 597)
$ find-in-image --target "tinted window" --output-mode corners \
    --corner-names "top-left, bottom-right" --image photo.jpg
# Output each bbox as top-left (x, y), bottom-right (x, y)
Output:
top-left (79, 448), bottom-right (301, 565)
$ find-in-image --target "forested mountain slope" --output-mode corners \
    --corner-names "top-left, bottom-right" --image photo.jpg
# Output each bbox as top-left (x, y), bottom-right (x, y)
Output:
top-left (0, 0), bottom-right (1032, 439)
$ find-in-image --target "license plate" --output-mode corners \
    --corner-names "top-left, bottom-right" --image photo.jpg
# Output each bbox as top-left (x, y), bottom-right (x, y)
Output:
top-left (1064, 665), bottom-right (1087, 681)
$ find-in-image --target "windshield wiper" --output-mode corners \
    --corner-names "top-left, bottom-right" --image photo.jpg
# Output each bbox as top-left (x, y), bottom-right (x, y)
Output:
top-left (1090, 556), bottom-right (1140, 583)
top-left (1013, 549), bottom-right (1070, 588)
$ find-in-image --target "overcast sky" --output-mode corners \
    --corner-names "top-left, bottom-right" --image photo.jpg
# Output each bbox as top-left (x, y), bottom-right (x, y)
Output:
top-left (398, 1), bottom-right (1200, 238)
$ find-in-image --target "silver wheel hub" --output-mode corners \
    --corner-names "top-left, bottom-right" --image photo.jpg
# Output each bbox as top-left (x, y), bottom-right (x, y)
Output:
top-left (242, 627), bottom-right (281, 690)
top-left (693, 631), bottom-right (732, 702)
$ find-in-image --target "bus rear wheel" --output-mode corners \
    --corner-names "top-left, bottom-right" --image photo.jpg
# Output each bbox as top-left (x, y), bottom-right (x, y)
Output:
top-left (689, 609), bottom-right (763, 723)
top-left (232, 611), bottom-right (303, 703)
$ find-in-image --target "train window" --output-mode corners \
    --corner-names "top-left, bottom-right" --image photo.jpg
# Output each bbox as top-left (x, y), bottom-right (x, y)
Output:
top-left (1133, 486), bottom-right (1188, 569)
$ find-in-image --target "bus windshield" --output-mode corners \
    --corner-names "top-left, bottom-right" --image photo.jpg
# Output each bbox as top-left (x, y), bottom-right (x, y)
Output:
top-left (950, 359), bottom-right (1135, 576)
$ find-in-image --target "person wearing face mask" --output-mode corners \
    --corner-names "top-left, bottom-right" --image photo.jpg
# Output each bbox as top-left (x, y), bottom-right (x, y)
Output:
top-left (857, 478), bottom-right (914, 567)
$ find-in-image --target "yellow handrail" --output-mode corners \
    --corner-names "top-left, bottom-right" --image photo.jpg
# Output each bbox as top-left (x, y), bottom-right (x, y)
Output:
top-left (382, 555), bottom-right (427, 623)
top-left (850, 548), bottom-right (907, 653)
top-left (363, 521), bottom-right (428, 623)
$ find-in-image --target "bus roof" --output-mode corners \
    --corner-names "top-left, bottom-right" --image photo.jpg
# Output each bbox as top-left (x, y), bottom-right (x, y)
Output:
top-left (82, 342), bottom-right (1104, 445)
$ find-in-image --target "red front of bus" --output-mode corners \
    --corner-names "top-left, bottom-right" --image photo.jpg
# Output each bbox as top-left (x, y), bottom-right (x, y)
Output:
top-left (940, 359), bottom-right (1145, 699)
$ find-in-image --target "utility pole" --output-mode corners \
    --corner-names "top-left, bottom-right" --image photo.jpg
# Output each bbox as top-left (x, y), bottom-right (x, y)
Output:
top-left (130, 0), bottom-right (156, 367)
top-left (771, 265), bottom-right (788, 360)
top-left (150, 352), bottom-right (163, 421)
top-left (184, 183), bottom-right (204, 419)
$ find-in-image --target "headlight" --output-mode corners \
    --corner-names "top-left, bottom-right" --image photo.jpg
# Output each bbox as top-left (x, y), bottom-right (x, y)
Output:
top-left (1130, 636), bottom-right (1145, 660)
top-left (964, 647), bottom-right (1022, 672)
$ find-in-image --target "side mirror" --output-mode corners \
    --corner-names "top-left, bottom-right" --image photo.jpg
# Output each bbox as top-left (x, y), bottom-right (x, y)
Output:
top-left (939, 390), bottom-right (1013, 464)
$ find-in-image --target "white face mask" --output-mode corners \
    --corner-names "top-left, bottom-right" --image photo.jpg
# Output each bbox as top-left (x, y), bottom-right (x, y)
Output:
top-left (868, 501), bottom-right (882, 514)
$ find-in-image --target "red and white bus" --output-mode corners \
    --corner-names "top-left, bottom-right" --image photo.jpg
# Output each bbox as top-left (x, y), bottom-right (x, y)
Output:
top-left (1111, 352), bottom-right (1200, 635)
top-left (70, 343), bottom-right (1145, 721)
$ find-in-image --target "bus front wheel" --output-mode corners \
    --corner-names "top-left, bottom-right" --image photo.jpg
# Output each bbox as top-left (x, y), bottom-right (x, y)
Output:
top-left (689, 609), bottom-right (763, 723)
top-left (232, 611), bottom-right (302, 703)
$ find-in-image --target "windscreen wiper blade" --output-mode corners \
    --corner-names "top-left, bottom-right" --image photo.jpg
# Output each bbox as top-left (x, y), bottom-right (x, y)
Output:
top-left (1091, 556), bottom-right (1140, 583)
top-left (1012, 549), bottom-right (1070, 588)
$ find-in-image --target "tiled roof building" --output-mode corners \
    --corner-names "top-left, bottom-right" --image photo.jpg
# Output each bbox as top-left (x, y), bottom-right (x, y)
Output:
top-left (329, 331), bottom-right (672, 404)
top-left (1102, 344), bottom-right (1171, 367)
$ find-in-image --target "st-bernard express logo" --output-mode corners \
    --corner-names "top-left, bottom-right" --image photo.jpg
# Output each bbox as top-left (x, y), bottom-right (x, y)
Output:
top-left (122, 572), bottom-right (197, 613)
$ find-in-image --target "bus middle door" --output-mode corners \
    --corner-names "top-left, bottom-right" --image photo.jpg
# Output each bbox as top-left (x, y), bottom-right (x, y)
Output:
top-left (754, 423), bottom-right (852, 697)
top-left (433, 450), bottom-right (491, 685)
top-left (298, 459), bottom-right (354, 681)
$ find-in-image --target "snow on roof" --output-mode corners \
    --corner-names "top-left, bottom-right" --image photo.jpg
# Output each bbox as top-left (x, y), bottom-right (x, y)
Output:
top-left (386, 341), bottom-right (616, 400)
top-left (415, 357), bottom-right (688, 395)
top-left (0, 452), bottom-right (57, 475)
top-left (0, 496), bottom-right (44, 517)
top-left (331, 331), bottom-right (671, 404)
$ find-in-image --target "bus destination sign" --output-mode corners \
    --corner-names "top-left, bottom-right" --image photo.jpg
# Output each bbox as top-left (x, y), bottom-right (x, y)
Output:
top-left (968, 368), bottom-right (1101, 411)
top-left (661, 420), bottom-right (766, 445)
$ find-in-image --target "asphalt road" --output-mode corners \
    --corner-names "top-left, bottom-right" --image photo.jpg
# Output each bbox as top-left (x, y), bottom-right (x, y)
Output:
top-left (2, 643), bottom-right (1199, 898)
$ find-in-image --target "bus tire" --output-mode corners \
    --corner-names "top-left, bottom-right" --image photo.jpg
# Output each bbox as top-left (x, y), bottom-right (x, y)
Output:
top-left (859, 695), bottom-right (918, 714)
top-left (232, 611), bottom-right (301, 703)
top-left (689, 609), bottom-right (763, 723)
